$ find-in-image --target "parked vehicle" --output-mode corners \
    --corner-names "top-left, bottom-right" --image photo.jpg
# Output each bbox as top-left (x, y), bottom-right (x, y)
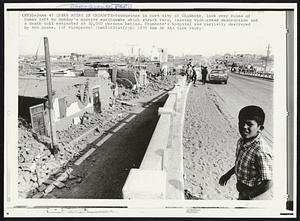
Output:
top-left (208, 69), bottom-right (229, 84)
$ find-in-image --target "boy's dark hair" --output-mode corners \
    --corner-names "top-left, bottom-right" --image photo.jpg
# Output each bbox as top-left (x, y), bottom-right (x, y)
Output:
top-left (238, 105), bottom-right (265, 125)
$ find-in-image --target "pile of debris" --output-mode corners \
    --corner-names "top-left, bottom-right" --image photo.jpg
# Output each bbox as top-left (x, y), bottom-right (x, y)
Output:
top-left (18, 122), bottom-right (59, 198)
top-left (17, 75), bottom-right (178, 198)
top-left (116, 75), bottom-right (178, 101)
top-left (18, 101), bottom-right (130, 198)
top-left (142, 75), bottom-right (178, 95)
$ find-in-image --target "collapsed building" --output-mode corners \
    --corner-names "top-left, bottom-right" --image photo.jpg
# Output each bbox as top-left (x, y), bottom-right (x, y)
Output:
top-left (18, 76), bottom-right (114, 134)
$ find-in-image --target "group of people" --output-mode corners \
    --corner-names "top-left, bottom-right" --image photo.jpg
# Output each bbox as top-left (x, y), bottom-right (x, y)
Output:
top-left (185, 64), bottom-right (208, 85)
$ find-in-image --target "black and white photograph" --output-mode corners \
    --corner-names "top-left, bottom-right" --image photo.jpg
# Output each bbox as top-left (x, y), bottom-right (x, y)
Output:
top-left (3, 2), bottom-right (297, 218)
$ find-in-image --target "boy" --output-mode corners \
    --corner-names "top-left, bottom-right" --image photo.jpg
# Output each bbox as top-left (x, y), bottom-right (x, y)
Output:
top-left (219, 105), bottom-right (273, 200)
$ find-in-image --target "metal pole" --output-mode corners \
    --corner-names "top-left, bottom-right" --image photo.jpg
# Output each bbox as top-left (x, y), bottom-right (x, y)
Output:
top-left (44, 37), bottom-right (59, 155)
top-left (265, 44), bottom-right (270, 72)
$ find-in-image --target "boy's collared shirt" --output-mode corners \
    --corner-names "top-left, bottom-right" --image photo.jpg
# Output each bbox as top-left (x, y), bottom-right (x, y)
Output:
top-left (235, 134), bottom-right (273, 187)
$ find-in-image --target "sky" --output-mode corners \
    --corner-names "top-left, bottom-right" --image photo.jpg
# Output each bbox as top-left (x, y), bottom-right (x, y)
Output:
top-left (16, 11), bottom-right (286, 57)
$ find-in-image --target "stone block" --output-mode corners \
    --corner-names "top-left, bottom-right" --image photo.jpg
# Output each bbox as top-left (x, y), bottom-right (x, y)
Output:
top-left (37, 183), bottom-right (48, 192)
top-left (158, 107), bottom-right (174, 116)
top-left (122, 169), bottom-right (166, 200)
top-left (53, 180), bottom-right (65, 189)
top-left (32, 191), bottom-right (44, 198)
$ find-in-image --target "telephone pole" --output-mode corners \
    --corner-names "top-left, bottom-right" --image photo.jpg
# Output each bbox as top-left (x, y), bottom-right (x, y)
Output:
top-left (264, 44), bottom-right (271, 72)
top-left (44, 37), bottom-right (59, 155)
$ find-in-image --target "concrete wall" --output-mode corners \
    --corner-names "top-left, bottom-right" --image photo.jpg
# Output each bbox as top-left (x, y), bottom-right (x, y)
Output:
top-left (122, 76), bottom-right (188, 200)
top-left (54, 106), bottom-right (93, 131)
top-left (52, 84), bottom-right (111, 131)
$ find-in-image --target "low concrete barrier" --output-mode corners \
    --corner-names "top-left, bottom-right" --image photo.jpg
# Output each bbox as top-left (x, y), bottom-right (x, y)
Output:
top-left (122, 76), bottom-right (187, 200)
top-left (235, 71), bottom-right (274, 80)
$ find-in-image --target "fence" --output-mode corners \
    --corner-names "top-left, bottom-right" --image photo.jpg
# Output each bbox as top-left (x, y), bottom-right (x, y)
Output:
top-left (236, 71), bottom-right (274, 80)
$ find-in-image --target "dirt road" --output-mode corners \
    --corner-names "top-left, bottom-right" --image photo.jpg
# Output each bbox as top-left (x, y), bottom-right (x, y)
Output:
top-left (183, 73), bottom-right (273, 200)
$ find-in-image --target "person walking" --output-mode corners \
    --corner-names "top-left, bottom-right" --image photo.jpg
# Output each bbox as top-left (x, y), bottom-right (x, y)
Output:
top-left (201, 66), bottom-right (208, 85)
top-left (186, 64), bottom-right (193, 83)
top-left (192, 65), bottom-right (197, 86)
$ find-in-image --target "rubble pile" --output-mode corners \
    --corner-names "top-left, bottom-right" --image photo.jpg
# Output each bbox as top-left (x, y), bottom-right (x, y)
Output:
top-left (141, 75), bottom-right (178, 96)
top-left (17, 75), bottom-right (178, 198)
top-left (117, 75), bottom-right (178, 100)
top-left (18, 123), bottom-right (59, 198)
top-left (18, 101), bottom-right (130, 198)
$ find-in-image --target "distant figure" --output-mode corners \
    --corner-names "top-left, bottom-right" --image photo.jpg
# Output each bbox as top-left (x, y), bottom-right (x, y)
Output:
top-left (219, 105), bottom-right (273, 200)
top-left (192, 66), bottom-right (197, 86)
top-left (161, 64), bottom-right (168, 76)
top-left (201, 66), bottom-right (208, 85)
top-left (186, 64), bottom-right (193, 83)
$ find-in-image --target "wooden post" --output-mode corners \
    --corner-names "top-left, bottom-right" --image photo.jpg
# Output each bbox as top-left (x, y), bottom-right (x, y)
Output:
top-left (44, 37), bottom-right (59, 155)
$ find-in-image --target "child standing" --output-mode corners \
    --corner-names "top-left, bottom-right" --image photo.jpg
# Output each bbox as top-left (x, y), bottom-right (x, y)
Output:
top-left (219, 105), bottom-right (273, 200)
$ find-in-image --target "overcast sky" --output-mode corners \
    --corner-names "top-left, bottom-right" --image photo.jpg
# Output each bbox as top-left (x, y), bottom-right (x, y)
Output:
top-left (17, 11), bottom-right (285, 57)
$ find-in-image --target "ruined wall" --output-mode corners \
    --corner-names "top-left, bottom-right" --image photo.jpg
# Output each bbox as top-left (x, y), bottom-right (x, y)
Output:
top-left (53, 98), bottom-right (60, 121)
top-left (19, 77), bottom-right (114, 132)
top-left (54, 106), bottom-right (94, 131)
top-left (92, 77), bottom-right (113, 110)
top-left (67, 101), bottom-right (92, 117)
top-left (53, 77), bottom-right (113, 131)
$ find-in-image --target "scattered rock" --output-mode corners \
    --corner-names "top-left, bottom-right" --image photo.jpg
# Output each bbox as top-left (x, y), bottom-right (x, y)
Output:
top-left (43, 177), bottom-right (56, 185)
top-left (68, 174), bottom-right (77, 180)
top-left (75, 177), bottom-right (82, 183)
top-left (32, 191), bottom-right (44, 198)
top-left (44, 184), bottom-right (55, 194)
top-left (53, 181), bottom-right (66, 189)
top-left (37, 184), bottom-right (48, 192)
top-left (57, 172), bottom-right (69, 182)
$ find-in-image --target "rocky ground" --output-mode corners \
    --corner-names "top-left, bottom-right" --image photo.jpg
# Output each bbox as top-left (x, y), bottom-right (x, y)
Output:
top-left (183, 83), bottom-right (240, 200)
top-left (18, 75), bottom-right (177, 198)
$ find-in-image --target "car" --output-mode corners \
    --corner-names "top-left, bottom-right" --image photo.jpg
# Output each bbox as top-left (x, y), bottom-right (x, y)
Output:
top-left (207, 69), bottom-right (229, 84)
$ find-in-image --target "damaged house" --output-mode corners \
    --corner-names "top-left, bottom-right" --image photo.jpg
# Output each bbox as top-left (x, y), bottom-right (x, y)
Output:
top-left (19, 76), bottom-right (113, 134)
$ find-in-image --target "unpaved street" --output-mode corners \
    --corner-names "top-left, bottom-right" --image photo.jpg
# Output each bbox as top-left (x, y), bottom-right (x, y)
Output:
top-left (183, 73), bottom-right (273, 200)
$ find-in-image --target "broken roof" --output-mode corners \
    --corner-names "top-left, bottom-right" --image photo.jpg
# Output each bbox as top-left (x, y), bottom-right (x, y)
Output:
top-left (19, 76), bottom-right (111, 99)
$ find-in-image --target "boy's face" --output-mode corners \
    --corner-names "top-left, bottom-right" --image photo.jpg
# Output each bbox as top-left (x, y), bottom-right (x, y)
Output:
top-left (238, 119), bottom-right (263, 140)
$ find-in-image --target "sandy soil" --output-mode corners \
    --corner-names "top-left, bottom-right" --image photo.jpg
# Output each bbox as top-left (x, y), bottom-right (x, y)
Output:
top-left (183, 83), bottom-right (241, 200)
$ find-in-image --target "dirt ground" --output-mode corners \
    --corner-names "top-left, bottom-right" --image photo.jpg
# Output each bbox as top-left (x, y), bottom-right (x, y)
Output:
top-left (183, 83), bottom-right (240, 200)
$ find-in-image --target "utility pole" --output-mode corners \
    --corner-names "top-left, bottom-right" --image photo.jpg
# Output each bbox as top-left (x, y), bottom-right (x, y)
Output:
top-left (264, 44), bottom-right (271, 72)
top-left (44, 37), bottom-right (59, 155)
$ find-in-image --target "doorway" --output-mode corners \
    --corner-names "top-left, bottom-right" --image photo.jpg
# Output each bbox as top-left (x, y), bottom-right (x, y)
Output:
top-left (92, 88), bottom-right (101, 113)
